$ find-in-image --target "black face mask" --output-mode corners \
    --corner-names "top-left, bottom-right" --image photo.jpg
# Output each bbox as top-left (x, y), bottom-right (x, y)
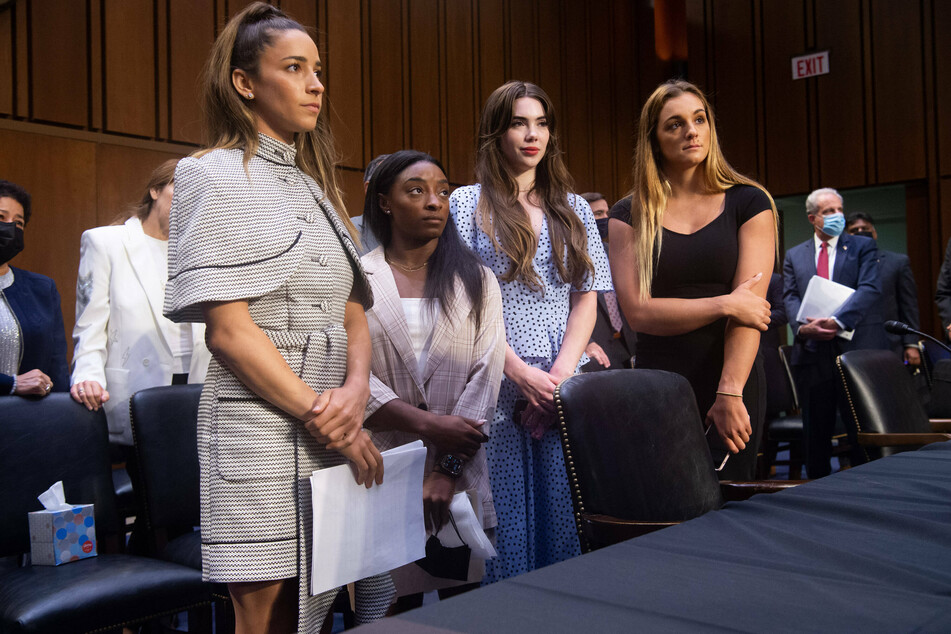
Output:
top-left (0, 221), bottom-right (25, 264)
top-left (595, 217), bottom-right (610, 241)
top-left (849, 228), bottom-right (876, 245)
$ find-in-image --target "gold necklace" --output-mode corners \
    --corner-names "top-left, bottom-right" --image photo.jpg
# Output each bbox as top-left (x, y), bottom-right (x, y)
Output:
top-left (385, 252), bottom-right (428, 272)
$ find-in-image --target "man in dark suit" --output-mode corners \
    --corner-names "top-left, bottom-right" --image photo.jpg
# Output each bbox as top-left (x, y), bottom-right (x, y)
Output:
top-left (846, 212), bottom-right (921, 366)
top-left (934, 239), bottom-right (951, 342)
top-left (581, 192), bottom-right (636, 372)
top-left (783, 188), bottom-right (886, 478)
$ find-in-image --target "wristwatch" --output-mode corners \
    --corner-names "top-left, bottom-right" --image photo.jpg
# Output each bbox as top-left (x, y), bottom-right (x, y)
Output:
top-left (433, 454), bottom-right (464, 479)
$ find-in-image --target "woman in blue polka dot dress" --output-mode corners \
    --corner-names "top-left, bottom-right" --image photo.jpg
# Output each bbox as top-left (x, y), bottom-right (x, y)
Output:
top-left (450, 81), bottom-right (611, 582)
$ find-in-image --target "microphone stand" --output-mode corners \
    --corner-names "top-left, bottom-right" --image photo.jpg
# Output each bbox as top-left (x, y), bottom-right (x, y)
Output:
top-left (885, 321), bottom-right (951, 355)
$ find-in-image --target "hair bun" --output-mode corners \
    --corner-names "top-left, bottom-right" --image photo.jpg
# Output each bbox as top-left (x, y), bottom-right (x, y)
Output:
top-left (242, 2), bottom-right (286, 24)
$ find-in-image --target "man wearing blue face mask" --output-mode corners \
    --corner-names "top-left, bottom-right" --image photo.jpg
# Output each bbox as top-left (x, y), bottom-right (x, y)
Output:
top-left (783, 187), bottom-right (886, 477)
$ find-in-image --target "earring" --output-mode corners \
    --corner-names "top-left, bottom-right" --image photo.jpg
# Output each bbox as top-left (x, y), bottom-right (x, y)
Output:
top-left (383, 209), bottom-right (391, 215)
top-left (246, 92), bottom-right (253, 99)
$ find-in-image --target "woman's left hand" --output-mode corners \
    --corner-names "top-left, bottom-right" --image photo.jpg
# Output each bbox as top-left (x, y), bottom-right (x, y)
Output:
top-left (70, 380), bottom-right (110, 411)
top-left (705, 394), bottom-right (752, 454)
top-left (520, 402), bottom-right (557, 440)
top-left (423, 471), bottom-right (456, 532)
top-left (304, 381), bottom-right (369, 448)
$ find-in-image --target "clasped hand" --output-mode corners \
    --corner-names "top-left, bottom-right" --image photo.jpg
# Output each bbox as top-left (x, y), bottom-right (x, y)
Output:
top-left (303, 383), bottom-right (383, 488)
top-left (798, 317), bottom-right (839, 341)
top-left (423, 414), bottom-right (487, 460)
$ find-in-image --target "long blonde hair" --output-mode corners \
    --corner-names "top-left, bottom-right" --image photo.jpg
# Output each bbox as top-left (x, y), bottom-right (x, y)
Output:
top-left (628, 79), bottom-right (778, 300)
top-left (475, 81), bottom-right (593, 292)
top-left (198, 2), bottom-right (355, 237)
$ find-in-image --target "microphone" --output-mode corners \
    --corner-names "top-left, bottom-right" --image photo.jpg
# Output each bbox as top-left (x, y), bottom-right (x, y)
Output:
top-left (884, 320), bottom-right (951, 355)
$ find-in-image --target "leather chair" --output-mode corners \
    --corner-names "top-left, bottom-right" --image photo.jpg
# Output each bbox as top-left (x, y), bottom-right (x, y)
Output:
top-left (555, 369), bottom-right (798, 552)
top-left (130, 385), bottom-right (232, 627)
top-left (0, 394), bottom-right (213, 633)
top-left (836, 349), bottom-right (951, 463)
top-left (130, 383), bottom-right (354, 631)
top-left (759, 345), bottom-right (804, 479)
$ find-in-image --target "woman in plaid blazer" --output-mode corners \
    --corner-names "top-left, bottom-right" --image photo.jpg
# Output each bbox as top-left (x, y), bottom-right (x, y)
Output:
top-left (361, 151), bottom-right (506, 605)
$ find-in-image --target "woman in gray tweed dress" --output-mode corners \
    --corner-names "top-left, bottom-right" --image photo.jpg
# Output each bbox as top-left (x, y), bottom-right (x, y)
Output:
top-left (163, 4), bottom-right (391, 632)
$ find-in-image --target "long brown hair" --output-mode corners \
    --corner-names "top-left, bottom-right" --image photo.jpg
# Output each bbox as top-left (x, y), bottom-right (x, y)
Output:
top-left (475, 81), bottom-right (593, 292)
top-left (199, 2), bottom-right (354, 236)
top-left (627, 79), bottom-right (778, 300)
top-left (114, 158), bottom-right (178, 225)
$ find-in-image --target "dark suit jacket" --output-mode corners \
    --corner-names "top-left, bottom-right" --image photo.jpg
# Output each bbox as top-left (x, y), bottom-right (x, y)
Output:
top-left (782, 233), bottom-right (886, 366)
top-left (0, 266), bottom-right (69, 394)
top-left (877, 249), bottom-right (920, 354)
top-left (582, 292), bottom-right (636, 372)
top-left (935, 238), bottom-right (951, 333)
top-left (760, 272), bottom-right (788, 353)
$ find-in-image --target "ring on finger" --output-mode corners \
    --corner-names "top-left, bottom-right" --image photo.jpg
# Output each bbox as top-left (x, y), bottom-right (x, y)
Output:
top-left (78, 387), bottom-right (85, 394)
top-left (45, 384), bottom-right (52, 393)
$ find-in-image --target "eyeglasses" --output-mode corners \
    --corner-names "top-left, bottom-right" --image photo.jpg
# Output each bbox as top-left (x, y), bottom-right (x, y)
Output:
top-left (704, 423), bottom-right (731, 472)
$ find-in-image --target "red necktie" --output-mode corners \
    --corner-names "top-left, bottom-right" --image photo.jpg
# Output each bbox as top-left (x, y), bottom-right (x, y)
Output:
top-left (817, 241), bottom-right (830, 279)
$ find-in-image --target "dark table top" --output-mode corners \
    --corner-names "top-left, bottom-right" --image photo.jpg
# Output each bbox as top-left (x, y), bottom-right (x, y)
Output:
top-left (359, 442), bottom-right (951, 633)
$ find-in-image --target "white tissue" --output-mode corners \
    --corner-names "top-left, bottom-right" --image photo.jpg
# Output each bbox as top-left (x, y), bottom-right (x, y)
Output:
top-left (37, 481), bottom-right (72, 512)
top-left (438, 491), bottom-right (497, 560)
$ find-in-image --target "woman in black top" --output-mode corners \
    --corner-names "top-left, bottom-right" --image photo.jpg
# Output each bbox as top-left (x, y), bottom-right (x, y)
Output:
top-left (608, 80), bottom-right (778, 479)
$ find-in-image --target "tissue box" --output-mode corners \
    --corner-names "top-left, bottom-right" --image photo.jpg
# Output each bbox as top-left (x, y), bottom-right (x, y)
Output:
top-left (28, 504), bottom-right (97, 566)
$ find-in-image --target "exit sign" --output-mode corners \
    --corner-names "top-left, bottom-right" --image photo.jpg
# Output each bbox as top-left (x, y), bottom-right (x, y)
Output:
top-left (791, 51), bottom-right (830, 80)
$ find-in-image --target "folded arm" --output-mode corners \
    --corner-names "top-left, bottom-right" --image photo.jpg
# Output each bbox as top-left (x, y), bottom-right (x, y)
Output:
top-left (608, 218), bottom-right (769, 336)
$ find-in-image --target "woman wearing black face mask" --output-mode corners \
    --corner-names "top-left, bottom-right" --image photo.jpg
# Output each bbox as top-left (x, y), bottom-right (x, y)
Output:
top-left (0, 179), bottom-right (69, 397)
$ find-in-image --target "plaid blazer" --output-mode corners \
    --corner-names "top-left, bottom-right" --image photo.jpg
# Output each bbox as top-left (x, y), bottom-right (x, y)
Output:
top-left (363, 247), bottom-right (505, 528)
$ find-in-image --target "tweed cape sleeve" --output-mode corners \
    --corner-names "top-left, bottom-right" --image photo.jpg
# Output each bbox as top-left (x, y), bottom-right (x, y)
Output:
top-left (164, 151), bottom-right (309, 323)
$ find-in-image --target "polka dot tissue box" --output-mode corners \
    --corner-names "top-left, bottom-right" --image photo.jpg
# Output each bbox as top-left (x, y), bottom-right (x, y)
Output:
top-left (28, 481), bottom-right (97, 566)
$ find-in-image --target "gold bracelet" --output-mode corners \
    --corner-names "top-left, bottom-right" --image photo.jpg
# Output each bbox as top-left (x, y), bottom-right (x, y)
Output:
top-left (716, 390), bottom-right (743, 398)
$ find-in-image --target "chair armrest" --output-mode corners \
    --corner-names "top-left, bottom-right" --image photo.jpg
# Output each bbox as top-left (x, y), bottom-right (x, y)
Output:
top-left (929, 419), bottom-right (951, 432)
top-left (719, 481), bottom-right (805, 502)
top-left (581, 513), bottom-right (677, 548)
top-left (857, 432), bottom-right (951, 447)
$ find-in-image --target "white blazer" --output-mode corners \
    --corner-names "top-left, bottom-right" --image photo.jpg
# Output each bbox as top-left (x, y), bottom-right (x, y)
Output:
top-left (72, 217), bottom-right (210, 445)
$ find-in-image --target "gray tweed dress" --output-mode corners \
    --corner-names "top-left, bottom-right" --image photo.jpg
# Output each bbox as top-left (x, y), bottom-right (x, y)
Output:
top-left (164, 134), bottom-right (393, 631)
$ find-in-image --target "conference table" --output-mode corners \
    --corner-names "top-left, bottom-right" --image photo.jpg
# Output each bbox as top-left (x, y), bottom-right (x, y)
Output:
top-left (359, 442), bottom-right (951, 633)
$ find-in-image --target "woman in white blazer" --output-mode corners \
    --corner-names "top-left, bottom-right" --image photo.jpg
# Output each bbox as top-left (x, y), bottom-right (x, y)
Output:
top-left (70, 159), bottom-right (210, 446)
top-left (361, 151), bottom-right (506, 607)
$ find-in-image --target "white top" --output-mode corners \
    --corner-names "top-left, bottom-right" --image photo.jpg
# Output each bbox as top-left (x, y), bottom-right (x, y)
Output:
top-left (400, 297), bottom-right (435, 373)
top-left (0, 268), bottom-right (19, 379)
top-left (143, 234), bottom-right (192, 374)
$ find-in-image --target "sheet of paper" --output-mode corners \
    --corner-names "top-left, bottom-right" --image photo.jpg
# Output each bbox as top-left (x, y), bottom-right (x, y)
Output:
top-left (795, 275), bottom-right (856, 340)
top-left (310, 440), bottom-right (427, 596)
top-left (436, 491), bottom-right (497, 561)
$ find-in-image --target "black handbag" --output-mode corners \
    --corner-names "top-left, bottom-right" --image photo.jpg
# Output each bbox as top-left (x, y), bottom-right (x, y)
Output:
top-left (414, 511), bottom-right (471, 581)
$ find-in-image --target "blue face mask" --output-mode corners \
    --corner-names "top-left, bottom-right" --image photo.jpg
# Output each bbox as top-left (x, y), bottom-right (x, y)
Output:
top-left (820, 212), bottom-right (845, 237)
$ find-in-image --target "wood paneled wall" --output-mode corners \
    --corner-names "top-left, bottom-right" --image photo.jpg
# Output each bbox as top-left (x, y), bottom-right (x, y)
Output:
top-left (1, 0), bottom-right (949, 354)
top-left (0, 0), bottom-right (658, 358)
top-left (686, 0), bottom-right (948, 334)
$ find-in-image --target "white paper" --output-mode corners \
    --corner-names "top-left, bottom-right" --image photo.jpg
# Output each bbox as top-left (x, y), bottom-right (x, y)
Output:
top-left (309, 440), bottom-right (427, 596)
top-left (436, 491), bottom-right (497, 561)
top-left (37, 481), bottom-right (72, 511)
top-left (795, 275), bottom-right (855, 340)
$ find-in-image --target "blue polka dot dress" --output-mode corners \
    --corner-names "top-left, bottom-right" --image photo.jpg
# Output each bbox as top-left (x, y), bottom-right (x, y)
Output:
top-left (450, 184), bottom-right (612, 582)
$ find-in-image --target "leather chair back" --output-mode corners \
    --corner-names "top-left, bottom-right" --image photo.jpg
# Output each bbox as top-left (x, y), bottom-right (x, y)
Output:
top-left (764, 346), bottom-right (797, 417)
top-left (0, 394), bottom-right (118, 557)
top-left (555, 370), bottom-right (724, 533)
top-left (129, 384), bottom-right (203, 532)
top-left (837, 349), bottom-right (932, 460)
